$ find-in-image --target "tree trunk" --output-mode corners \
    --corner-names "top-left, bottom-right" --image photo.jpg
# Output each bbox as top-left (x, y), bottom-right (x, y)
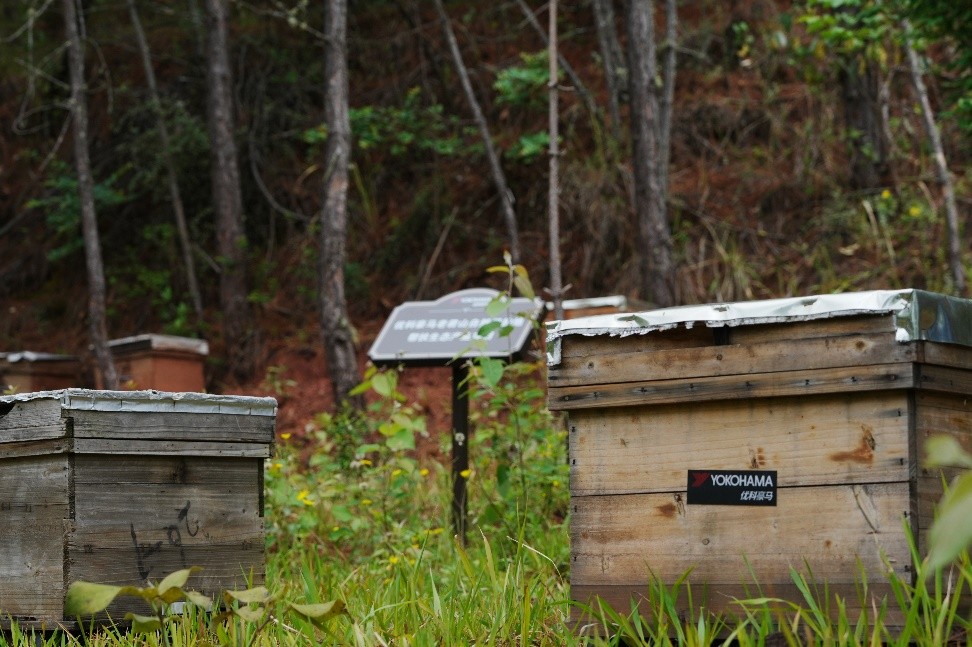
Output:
top-left (626, 0), bottom-right (675, 307)
top-left (903, 21), bottom-right (966, 295)
top-left (62, 0), bottom-right (117, 389)
top-left (548, 0), bottom-right (564, 320)
top-left (320, 0), bottom-right (362, 409)
top-left (832, 6), bottom-right (887, 191)
top-left (204, 0), bottom-right (253, 379)
top-left (658, 0), bottom-right (676, 198)
top-left (840, 58), bottom-right (888, 190)
top-left (128, 0), bottom-right (204, 323)
top-left (592, 0), bottom-right (624, 140)
top-left (433, 0), bottom-right (521, 263)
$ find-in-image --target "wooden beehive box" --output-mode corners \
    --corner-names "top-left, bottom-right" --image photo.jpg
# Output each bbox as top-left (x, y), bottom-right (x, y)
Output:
top-left (0, 389), bottom-right (276, 628)
top-left (1, 352), bottom-right (83, 392)
top-left (546, 289), bottom-right (972, 629)
top-left (102, 334), bottom-right (209, 392)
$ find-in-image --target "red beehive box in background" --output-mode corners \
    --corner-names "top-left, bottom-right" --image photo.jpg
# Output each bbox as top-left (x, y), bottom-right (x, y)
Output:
top-left (102, 334), bottom-right (208, 392)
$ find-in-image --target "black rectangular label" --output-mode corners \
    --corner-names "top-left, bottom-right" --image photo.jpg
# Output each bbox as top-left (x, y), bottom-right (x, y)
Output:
top-left (687, 470), bottom-right (777, 506)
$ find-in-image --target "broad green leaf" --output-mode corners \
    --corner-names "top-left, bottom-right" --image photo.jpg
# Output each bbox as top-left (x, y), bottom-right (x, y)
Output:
top-left (386, 427), bottom-right (415, 451)
top-left (371, 372), bottom-right (395, 397)
top-left (64, 581), bottom-right (123, 616)
top-left (157, 567), bottom-right (200, 596)
top-left (185, 590), bottom-right (213, 611)
top-left (477, 321), bottom-right (502, 337)
top-left (411, 416), bottom-right (427, 435)
top-left (124, 612), bottom-right (162, 633)
top-left (479, 357), bottom-right (504, 387)
top-left (347, 380), bottom-right (372, 397)
top-left (224, 586), bottom-right (272, 605)
top-left (486, 296), bottom-right (510, 317)
top-left (925, 435), bottom-right (972, 469)
top-left (288, 600), bottom-right (345, 626)
top-left (927, 472), bottom-right (972, 572)
top-left (158, 587), bottom-right (187, 605)
top-left (512, 275), bottom-right (535, 299)
top-left (233, 605), bottom-right (266, 623)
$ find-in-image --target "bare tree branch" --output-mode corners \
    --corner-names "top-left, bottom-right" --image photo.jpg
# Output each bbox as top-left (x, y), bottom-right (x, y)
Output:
top-left (128, 0), bottom-right (204, 321)
top-left (513, 0), bottom-right (600, 128)
top-left (902, 20), bottom-right (966, 295)
top-left (433, 0), bottom-right (521, 263)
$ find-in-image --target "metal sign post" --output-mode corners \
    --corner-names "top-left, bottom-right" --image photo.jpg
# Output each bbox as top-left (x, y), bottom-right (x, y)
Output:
top-left (451, 363), bottom-right (470, 539)
top-left (369, 288), bottom-right (542, 544)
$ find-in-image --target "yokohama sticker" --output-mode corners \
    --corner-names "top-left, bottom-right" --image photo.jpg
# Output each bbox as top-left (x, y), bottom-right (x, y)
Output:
top-left (687, 470), bottom-right (777, 506)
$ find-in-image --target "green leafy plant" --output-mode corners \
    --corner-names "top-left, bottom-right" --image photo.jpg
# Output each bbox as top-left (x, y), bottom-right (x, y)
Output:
top-left (924, 436), bottom-right (972, 572)
top-left (304, 87), bottom-right (465, 158)
top-left (26, 161), bottom-right (130, 263)
top-left (261, 364), bottom-right (297, 398)
top-left (65, 567), bottom-right (344, 647)
top-left (507, 131), bottom-right (551, 163)
top-left (64, 567), bottom-right (212, 641)
top-left (493, 51), bottom-right (553, 109)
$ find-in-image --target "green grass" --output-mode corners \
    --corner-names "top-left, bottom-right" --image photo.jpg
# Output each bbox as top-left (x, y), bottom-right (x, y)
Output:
top-left (4, 364), bottom-right (972, 645)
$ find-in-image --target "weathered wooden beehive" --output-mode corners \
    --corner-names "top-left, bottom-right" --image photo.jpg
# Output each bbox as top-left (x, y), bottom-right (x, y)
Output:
top-left (546, 290), bottom-right (972, 628)
top-left (0, 389), bottom-right (276, 628)
top-left (105, 334), bottom-right (209, 392)
top-left (0, 352), bottom-right (83, 392)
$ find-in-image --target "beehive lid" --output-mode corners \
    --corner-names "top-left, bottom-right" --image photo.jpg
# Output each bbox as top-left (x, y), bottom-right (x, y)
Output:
top-left (1, 351), bottom-right (79, 364)
top-left (0, 389), bottom-right (276, 456)
top-left (546, 289), bottom-right (972, 365)
top-left (108, 334), bottom-right (209, 356)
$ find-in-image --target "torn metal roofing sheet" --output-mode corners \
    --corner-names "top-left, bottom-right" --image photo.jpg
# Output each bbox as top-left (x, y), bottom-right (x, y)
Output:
top-left (545, 289), bottom-right (972, 365)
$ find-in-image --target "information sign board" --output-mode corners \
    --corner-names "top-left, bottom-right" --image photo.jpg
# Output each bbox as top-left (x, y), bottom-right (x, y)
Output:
top-left (368, 288), bottom-right (543, 366)
top-left (368, 288), bottom-right (543, 544)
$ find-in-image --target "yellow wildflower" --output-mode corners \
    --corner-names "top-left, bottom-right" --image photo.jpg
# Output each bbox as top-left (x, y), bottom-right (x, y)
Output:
top-left (361, 498), bottom-right (373, 506)
top-left (420, 468), bottom-right (430, 477)
top-left (296, 489), bottom-right (314, 506)
top-left (459, 469), bottom-right (472, 479)
top-left (880, 189), bottom-right (891, 200)
top-left (909, 205), bottom-right (922, 217)
top-left (388, 555), bottom-right (400, 565)
top-left (392, 468), bottom-right (403, 477)
top-left (280, 432), bottom-right (292, 440)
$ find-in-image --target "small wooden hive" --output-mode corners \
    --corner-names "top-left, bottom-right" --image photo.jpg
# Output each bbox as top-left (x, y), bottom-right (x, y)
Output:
top-left (0, 352), bottom-right (82, 392)
top-left (0, 389), bottom-right (276, 628)
top-left (103, 334), bottom-right (209, 392)
top-left (546, 289), bottom-right (972, 628)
